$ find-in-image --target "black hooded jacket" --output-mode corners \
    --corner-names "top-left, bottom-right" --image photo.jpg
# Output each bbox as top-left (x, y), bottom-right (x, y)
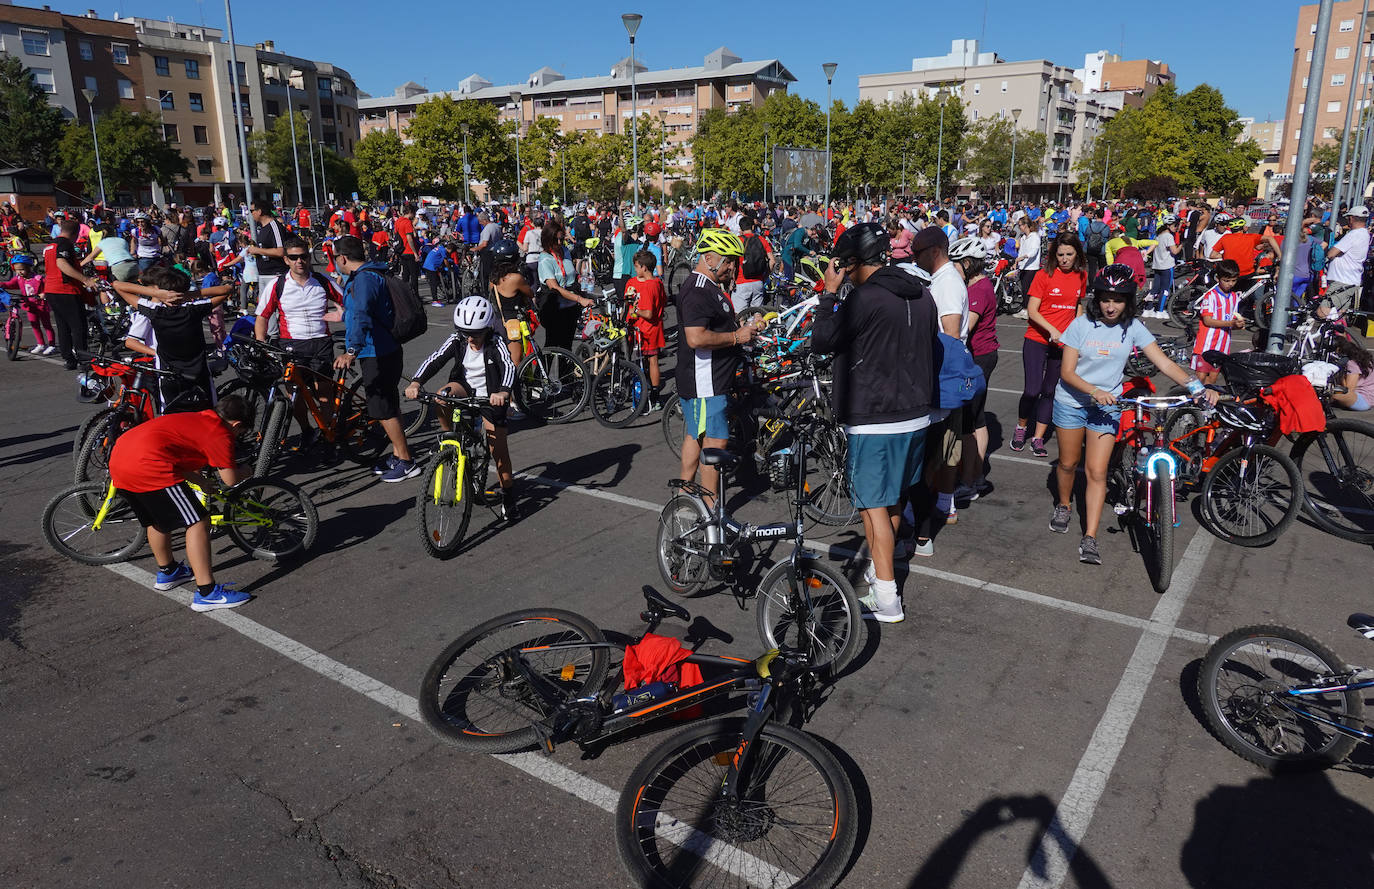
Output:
top-left (811, 265), bottom-right (939, 426)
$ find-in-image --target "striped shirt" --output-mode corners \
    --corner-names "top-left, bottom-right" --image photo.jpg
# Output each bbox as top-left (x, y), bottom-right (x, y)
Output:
top-left (1194, 285), bottom-right (1241, 357)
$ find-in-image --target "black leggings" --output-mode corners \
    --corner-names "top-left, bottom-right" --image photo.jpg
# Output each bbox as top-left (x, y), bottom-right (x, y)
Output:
top-left (399, 254), bottom-right (419, 296)
top-left (1019, 339), bottom-right (1063, 427)
top-left (46, 292), bottom-right (88, 366)
top-left (538, 300), bottom-right (579, 351)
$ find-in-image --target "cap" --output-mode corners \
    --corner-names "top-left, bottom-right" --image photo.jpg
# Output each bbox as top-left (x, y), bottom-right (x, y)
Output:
top-left (911, 226), bottom-right (949, 253)
top-left (1346, 205), bottom-right (1370, 218)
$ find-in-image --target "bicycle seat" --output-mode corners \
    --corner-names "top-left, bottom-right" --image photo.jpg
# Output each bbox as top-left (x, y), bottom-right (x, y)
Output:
top-left (642, 586), bottom-right (691, 623)
top-left (700, 448), bottom-right (739, 467)
top-left (1348, 613), bottom-right (1374, 640)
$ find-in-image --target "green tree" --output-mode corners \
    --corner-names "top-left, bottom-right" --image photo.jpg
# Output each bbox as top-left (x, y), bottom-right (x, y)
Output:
top-left (316, 144), bottom-right (356, 204)
top-left (518, 115), bottom-right (565, 197)
top-left (352, 129), bottom-right (411, 200)
top-left (248, 111), bottom-right (315, 203)
top-left (404, 97), bottom-right (515, 199)
top-left (894, 93), bottom-right (969, 197)
top-left (55, 106), bottom-right (187, 197)
top-left (563, 130), bottom-right (630, 202)
top-left (0, 53), bottom-right (66, 169)
top-left (964, 117), bottom-right (1048, 198)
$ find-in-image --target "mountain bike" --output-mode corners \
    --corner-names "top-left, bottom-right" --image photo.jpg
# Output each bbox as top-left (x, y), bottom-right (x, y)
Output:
top-left (410, 388), bottom-right (504, 559)
top-left (575, 289), bottom-right (650, 428)
top-left (42, 476), bottom-right (319, 565)
top-left (1197, 612), bottom-right (1374, 770)
top-left (656, 407), bottom-right (862, 675)
top-left (418, 587), bottom-right (858, 889)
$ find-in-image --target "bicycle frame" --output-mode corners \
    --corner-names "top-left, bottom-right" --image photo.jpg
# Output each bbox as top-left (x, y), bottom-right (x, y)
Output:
top-left (1116, 396), bottom-right (1191, 528)
top-left (427, 405), bottom-right (491, 506)
top-left (1274, 675), bottom-right (1374, 742)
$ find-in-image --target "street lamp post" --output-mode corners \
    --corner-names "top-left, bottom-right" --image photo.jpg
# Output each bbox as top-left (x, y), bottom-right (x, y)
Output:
top-left (762, 123), bottom-right (770, 203)
top-left (461, 124), bottom-right (471, 206)
top-left (276, 65), bottom-right (305, 207)
top-left (1102, 141), bottom-right (1113, 199)
top-left (663, 133), bottom-right (670, 199)
top-left (1330, 1), bottom-right (1371, 221)
top-left (1006, 107), bottom-right (1022, 205)
top-left (317, 140), bottom-right (329, 206)
top-left (936, 86), bottom-right (949, 203)
top-left (510, 90), bottom-right (524, 205)
top-left (303, 109), bottom-right (320, 218)
top-left (561, 146), bottom-right (567, 206)
top-left (823, 62), bottom-right (837, 209)
top-left (146, 89), bottom-right (172, 137)
top-left (223, 0), bottom-right (255, 233)
top-left (79, 89), bottom-right (107, 205)
top-left (622, 13), bottom-right (643, 212)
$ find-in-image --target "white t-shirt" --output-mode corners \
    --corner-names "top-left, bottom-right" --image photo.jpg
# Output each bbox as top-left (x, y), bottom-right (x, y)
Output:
top-left (522, 227), bottom-right (543, 262)
top-left (1329, 226), bottom-right (1371, 286)
top-left (1198, 229), bottom-right (1224, 260)
top-left (928, 261), bottom-right (969, 339)
top-left (126, 314), bottom-right (159, 367)
top-left (256, 272), bottom-right (343, 341)
top-left (1152, 231), bottom-right (1176, 270)
top-left (1017, 232), bottom-right (1041, 271)
top-left (462, 343), bottom-right (487, 397)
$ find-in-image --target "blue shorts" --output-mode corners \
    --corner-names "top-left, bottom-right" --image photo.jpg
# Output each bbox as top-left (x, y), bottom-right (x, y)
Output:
top-left (846, 429), bottom-right (928, 510)
top-left (1352, 393), bottom-right (1370, 411)
top-left (682, 395), bottom-right (729, 441)
top-left (1052, 397), bottom-right (1121, 435)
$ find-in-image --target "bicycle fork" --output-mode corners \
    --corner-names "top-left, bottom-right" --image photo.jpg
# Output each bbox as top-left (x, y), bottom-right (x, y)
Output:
top-left (432, 444), bottom-right (467, 505)
top-left (1143, 451), bottom-right (1181, 528)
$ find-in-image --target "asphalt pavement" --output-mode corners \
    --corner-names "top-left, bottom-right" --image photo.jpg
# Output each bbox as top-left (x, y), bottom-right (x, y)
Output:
top-left (2, 301), bottom-right (1372, 889)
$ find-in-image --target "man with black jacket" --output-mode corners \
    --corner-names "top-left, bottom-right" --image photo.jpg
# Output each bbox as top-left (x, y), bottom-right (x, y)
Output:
top-left (811, 222), bottom-right (939, 624)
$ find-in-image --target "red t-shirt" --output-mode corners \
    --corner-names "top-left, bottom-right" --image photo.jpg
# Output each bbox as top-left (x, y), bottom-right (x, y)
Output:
top-left (296, 209), bottom-right (312, 229)
top-left (43, 237), bottom-right (83, 296)
top-left (1025, 267), bottom-right (1085, 345)
top-left (625, 276), bottom-right (667, 351)
top-left (1214, 232), bottom-right (1263, 276)
top-left (394, 216), bottom-right (417, 256)
top-left (735, 232), bottom-right (773, 284)
top-left (109, 410), bottom-right (237, 493)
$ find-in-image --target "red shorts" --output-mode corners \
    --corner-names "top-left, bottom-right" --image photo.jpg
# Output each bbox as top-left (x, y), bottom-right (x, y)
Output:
top-left (1192, 353), bottom-right (1221, 375)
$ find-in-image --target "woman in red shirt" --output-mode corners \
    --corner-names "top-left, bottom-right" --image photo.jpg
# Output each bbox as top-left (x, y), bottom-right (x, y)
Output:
top-left (1011, 233), bottom-right (1087, 457)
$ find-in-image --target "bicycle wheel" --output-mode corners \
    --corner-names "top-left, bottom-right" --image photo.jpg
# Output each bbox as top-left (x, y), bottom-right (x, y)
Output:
top-left (616, 718), bottom-right (858, 889)
top-left (1200, 445), bottom-right (1303, 547)
top-left (1290, 418), bottom-right (1374, 543)
top-left (665, 263), bottom-right (691, 300)
top-left (335, 377), bottom-right (389, 464)
top-left (656, 493), bottom-right (711, 595)
top-left (74, 406), bottom-right (139, 484)
top-left (402, 396), bottom-right (433, 440)
top-left (591, 359), bottom-right (648, 429)
top-left (73, 405), bottom-right (120, 477)
top-left (415, 447), bottom-right (475, 558)
top-left (794, 424), bottom-right (859, 526)
top-left (1148, 473), bottom-right (1175, 594)
top-left (516, 347), bottom-right (587, 423)
top-left (755, 556), bottom-right (861, 676)
top-left (224, 479), bottom-right (319, 561)
top-left (418, 608), bottom-right (608, 753)
top-left (1197, 624), bottom-right (1364, 770)
top-left (1168, 284), bottom-right (1199, 328)
top-left (1164, 406), bottom-right (1209, 484)
top-left (662, 395), bottom-right (684, 459)
top-left (253, 398), bottom-right (290, 479)
top-left (5, 312), bottom-right (21, 360)
top-left (41, 483), bottom-right (145, 565)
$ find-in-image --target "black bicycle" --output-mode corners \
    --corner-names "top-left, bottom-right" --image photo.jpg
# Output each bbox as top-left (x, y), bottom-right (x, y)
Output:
top-left (419, 587), bottom-right (858, 889)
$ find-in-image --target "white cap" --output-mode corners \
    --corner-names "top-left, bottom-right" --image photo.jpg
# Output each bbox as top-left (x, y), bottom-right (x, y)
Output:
top-left (1346, 205), bottom-right (1370, 218)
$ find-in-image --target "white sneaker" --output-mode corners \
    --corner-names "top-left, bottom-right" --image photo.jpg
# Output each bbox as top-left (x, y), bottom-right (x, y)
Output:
top-left (29, 344), bottom-right (44, 354)
top-left (859, 592), bottom-right (905, 623)
top-left (862, 560), bottom-right (877, 586)
top-left (42, 345), bottom-right (57, 355)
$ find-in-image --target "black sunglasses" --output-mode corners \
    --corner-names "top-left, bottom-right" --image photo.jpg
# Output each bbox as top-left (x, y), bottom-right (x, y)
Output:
top-left (286, 253), bottom-right (310, 262)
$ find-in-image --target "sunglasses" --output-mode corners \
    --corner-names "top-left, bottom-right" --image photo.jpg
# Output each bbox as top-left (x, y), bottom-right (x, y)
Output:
top-left (286, 254), bottom-right (310, 262)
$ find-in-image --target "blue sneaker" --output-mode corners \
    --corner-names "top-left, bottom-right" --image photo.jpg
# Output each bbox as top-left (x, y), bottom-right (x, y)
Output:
top-left (190, 584), bottom-right (251, 612)
top-left (380, 458), bottom-right (422, 483)
top-left (154, 562), bottom-right (194, 591)
top-left (372, 455), bottom-right (399, 475)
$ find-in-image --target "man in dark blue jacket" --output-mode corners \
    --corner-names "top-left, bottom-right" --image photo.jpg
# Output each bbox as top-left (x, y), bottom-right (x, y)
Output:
top-left (811, 222), bottom-right (939, 624)
top-left (332, 235), bottom-right (418, 482)
top-left (458, 207), bottom-right (482, 246)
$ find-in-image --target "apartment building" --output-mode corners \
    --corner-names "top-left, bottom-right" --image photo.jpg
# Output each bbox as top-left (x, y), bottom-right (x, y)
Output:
top-left (858, 39), bottom-right (1119, 196)
top-left (1075, 51), bottom-right (1174, 110)
top-left (1280, 0), bottom-right (1374, 176)
top-left (1240, 118), bottom-right (1286, 199)
top-left (0, 5), bottom-right (145, 120)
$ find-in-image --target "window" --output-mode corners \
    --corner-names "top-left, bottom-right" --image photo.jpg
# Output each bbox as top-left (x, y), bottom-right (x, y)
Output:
top-left (184, 59), bottom-right (199, 79)
top-left (84, 76), bottom-right (97, 93)
top-left (1340, 18), bottom-right (1355, 31)
top-left (887, 90), bottom-right (894, 101)
top-left (197, 159), bottom-right (213, 176)
top-left (118, 78), bottom-right (133, 99)
top-left (154, 55), bottom-right (170, 76)
top-left (1296, 128), bottom-right (1303, 140)
top-left (1308, 50), bottom-right (1314, 61)
top-left (30, 67), bottom-right (55, 94)
top-left (1325, 127), bottom-right (1339, 138)
top-left (317, 76), bottom-right (332, 96)
top-left (160, 92), bottom-right (174, 110)
top-left (1303, 77), bottom-right (1310, 88)
top-left (226, 59), bottom-right (246, 81)
top-left (971, 108), bottom-right (978, 120)
top-left (1299, 103), bottom-right (1305, 113)
top-left (264, 99), bottom-right (279, 116)
top-left (1312, 23), bottom-right (1318, 34)
top-left (320, 102), bottom-right (335, 120)
top-left (112, 43), bottom-right (128, 65)
top-left (20, 29), bottom-right (50, 57)
top-left (189, 92), bottom-right (203, 112)
top-left (973, 83), bottom-right (980, 95)
top-left (1336, 46), bottom-right (1351, 59)
top-left (194, 125), bottom-right (208, 144)
top-left (79, 40), bottom-right (93, 61)
top-left (1334, 73), bottom-right (1347, 86)
top-left (163, 124), bottom-right (179, 142)
top-left (1328, 100), bottom-right (1342, 112)
top-left (1292, 154), bottom-right (1298, 165)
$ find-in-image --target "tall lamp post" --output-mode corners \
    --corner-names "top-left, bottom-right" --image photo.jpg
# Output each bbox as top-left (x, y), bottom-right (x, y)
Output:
top-left (461, 124), bottom-right (471, 206)
top-left (317, 140), bottom-right (329, 206)
top-left (510, 90), bottom-right (524, 205)
top-left (662, 133), bottom-right (670, 199)
top-left (79, 88), bottom-right (107, 205)
top-left (1101, 141), bottom-right (1113, 200)
top-left (935, 85), bottom-right (949, 203)
top-left (762, 122), bottom-right (770, 203)
top-left (1330, 1), bottom-right (1372, 222)
top-left (823, 62), bottom-right (837, 208)
top-left (303, 109), bottom-right (320, 217)
top-left (622, 13), bottom-right (643, 212)
top-left (223, 0), bottom-right (255, 233)
top-left (1006, 107), bottom-right (1022, 205)
top-left (276, 64), bottom-right (305, 207)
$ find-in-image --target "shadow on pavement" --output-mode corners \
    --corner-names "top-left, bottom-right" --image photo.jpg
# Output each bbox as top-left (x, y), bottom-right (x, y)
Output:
top-left (522, 441), bottom-right (642, 491)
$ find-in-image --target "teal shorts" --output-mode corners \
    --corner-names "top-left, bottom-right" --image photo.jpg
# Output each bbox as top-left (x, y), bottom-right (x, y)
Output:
top-left (846, 429), bottom-right (928, 509)
top-left (682, 395), bottom-right (729, 441)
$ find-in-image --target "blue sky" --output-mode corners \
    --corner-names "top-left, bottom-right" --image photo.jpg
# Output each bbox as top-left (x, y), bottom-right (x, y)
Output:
top-left (113, 0), bottom-right (1301, 123)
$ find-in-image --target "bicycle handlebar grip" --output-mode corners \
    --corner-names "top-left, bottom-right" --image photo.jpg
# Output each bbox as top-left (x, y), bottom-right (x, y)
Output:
top-left (756, 406), bottom-right (788, 421)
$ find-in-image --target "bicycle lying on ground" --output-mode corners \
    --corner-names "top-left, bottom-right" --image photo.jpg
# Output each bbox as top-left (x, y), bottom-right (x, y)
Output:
top-left (1197, 612), bottom-right (1374, 770)
top-left (409, 387), bottom-right (504, 559)
top-left (418, 586), bottom-right (858, 889)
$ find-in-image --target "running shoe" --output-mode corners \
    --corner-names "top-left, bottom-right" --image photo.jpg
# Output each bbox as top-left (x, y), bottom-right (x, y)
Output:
top-left (1078, 535), bottom-right (1102, 565)
top-left (1030, 437), bottom-right (1048, 458)
top-left (28, 344), bottom-right (44, 354)
top-left (43, 344), bottom-right (57, 355)
top-left (913, 538), bottom-right (934, 557)
top-left (1010, 426), bottom-right (1028, 452)
top-left (372, 455), bottom-right (399, 475)
top-left (191, 584), bottom-right (251, 612)
top-left (858, 592), bottom-right (905, 623)
top-left (1050, 504), bottom-right (1072, 534)
top-left (154, 562), bottom-right (194, 591)
top-left (381, 458), bottom-right (421, 483)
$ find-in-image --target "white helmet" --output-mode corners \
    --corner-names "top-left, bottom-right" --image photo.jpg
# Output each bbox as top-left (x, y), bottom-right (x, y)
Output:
top-left (948, 236), bottom-right (987, 262)
top-left (453, 296), bottom-right (494, 335)
top-left (1160, 214), bottom-right (1179, 227)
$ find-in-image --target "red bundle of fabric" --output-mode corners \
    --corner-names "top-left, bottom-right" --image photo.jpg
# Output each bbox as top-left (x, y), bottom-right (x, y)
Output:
top-left (1261, 375), bottom-right (1327, 435)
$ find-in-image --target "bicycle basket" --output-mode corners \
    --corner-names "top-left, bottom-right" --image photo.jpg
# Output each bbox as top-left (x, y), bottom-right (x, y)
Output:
top-left (1215, 350), bottom-right (1302, 395)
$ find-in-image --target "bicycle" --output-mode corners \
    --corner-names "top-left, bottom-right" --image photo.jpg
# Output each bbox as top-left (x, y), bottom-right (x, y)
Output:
top-left (575, 289), bottom-right (650, 428)
top-left (1197, 612), bottom-right (1374, 770)
top-left (2, 291), bottom-right (25, 360)
top-left (42, 475), bottom-right (319, 565)
top-left (410, 388), bottom-right (504, 559)
top-left (656, 406), bottom-right (862, 674)
top-left (418, 587), bottom-right (858, 889)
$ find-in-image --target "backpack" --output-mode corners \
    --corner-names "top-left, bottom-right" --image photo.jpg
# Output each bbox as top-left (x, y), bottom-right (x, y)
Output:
top-left (362, 267), bottom-right (427, 343)
top-left (1086, 221), bottom-right (1108, 255)
top-left (741, 233), bottom-right (768, 280)
top-left (1309, 237), bottom-right (1327, 273)
top-left (933, 332), bottom-right (986, 410)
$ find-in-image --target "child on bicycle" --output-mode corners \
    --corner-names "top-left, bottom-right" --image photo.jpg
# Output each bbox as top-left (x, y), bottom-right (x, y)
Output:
top-left (1, 253), bottom-right (56, 354)
top-left (404, 295), bottom-right (520, 523)
top-left (1192, 259), bottom-right (1246, 385)
top-left (625, 248), bottom-right (666, 411)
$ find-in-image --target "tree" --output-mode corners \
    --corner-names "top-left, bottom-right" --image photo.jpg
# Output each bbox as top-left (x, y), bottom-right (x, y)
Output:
top-left (518, 115), bottom-right (565, 197)
top-left (0, 53), bottom-right (67, 169)
top-left (563, 130), bottom-right (630, 202)
top-left (353, 129), bottom-right (411, 201)
top-left (319, 145), bottom-right (356, 203)
top-left (404, 97), bottom-right (515, 199)
top-left (895, 93), bottom-right (969, 196)
top-left (55, 106), bottom-right (187, 197)
top-left (964, 117), bottom-right (1048, 198)
top-left (248, 111), bottom-right (315, 203)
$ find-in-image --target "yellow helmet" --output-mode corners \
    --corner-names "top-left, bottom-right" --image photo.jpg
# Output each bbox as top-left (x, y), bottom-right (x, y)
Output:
top-left (695, 228), bottom-right (745, 257)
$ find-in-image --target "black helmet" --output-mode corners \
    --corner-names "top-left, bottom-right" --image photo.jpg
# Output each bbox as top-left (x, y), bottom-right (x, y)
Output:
top-left (491, 239), bottom-right (518, 260)
top-left (832, 222), bottom-right (889, 266)
top-left (1092, 263), bottom-right (1137, 296)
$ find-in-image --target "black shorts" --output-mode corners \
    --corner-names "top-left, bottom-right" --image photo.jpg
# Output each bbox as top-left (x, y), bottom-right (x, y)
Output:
top-left (360, 348), bottom-right (403, 420)
top-left (446, 379), bottom-right (509, 428)
top-left (281, 336), bottom-right (335, 375)
top-left (120, 482), bottom-right (209, 532)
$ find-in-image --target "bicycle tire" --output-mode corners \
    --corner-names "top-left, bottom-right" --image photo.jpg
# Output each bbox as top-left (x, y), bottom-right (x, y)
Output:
top-left (794, 424), bottom-right (859, 527)
top-left (1163, 405), bottom-right (1208, 484)
top-left (403, 397), bottom-right (434, 439)
top-left (1197, 624), bottom-right (1363, 770)
top-left (253, 399), bottom-right (290, 479)
top-left (1168, 284), bottom-right (1198, 328)
top-left (418, 608), bottom-right (608, 753)
top-left (42, 483), bottom-right (145, 565)
top-left (221, 478), bottom-right (318, 561)
top-left (616, 718), bottom-right (858, 889)
top-left (656, 493), bottom-right (712, 595)
top-left (415, 447), bottom-right (475, 559)
top-left (1149, 473), bottom-right (1175, 594)
top-left (661, 395), bottom-right (684, 458)
top-left (72, 405), bottom-right (122, 478)
top-left (1289, 417), bottom-right (1374, 543)
top-left (755, 556), bottom-right (862, 677)
top-left (1200, 444), bottom-right (1303, 547)
top-left (665, 263), bottom-right (691, 300)
top-left (73, 406), bottom-right (138, 484)
top-left (335, 377), bottom-right (389, 464)
top-left (591, 359), bottom-right (648, 429)
top-left (5, 312), bottom-right (21, 360)
top-left (516, 347), bottom-right (587, 423)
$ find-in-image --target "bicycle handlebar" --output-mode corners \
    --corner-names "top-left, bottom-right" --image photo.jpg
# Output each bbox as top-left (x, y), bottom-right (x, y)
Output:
top-left (1116, 395), bottom-right (1194, 409)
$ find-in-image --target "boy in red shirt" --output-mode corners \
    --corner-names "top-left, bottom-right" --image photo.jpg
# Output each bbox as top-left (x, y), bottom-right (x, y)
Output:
top-left (625, 249), bottom-right (666, 410)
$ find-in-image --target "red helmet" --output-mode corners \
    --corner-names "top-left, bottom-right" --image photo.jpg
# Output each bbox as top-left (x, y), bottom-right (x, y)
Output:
top-left (643, 221), bottom-right (662, 238)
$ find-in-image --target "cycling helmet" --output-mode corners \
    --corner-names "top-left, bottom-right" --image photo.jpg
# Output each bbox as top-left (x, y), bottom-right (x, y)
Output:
top-left (624, 214), bottom-right (644, 229)
top-left (832, 222), bottom-right (890, 266)
top-left (9, 253), bottom-right (34, 266)
top-left (1228, 218), bottom-right (1248, 232)
top-left (491, 239), bottom-right (518, 260)
top-left (1212, 212), bottom-right (1232, 226)
top-left (643, 221), bottom-right (661, 238)
top-left (1092, 263), bottom-right (1137, 295)
top-left (947, 236), bottom-right (987, 263)
top-left (1160, 214), bottom-right (1178, 227)
top-left (453, 296), bottom-right (494, 335)
top-left (695, 228), bottom-right (745, 257)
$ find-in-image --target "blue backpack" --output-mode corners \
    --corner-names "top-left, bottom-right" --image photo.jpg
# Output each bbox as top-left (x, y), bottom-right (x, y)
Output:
top-left (933, 332), bottom-right (987, 410)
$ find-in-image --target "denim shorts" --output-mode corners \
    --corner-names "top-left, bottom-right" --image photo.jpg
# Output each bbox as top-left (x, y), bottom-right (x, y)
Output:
top-left (682, 395), bottom-right (729, 441)
top-left (846, 429), bottom-right (928, 510)
top-left (1052, 397), bottom-right (1121, 435)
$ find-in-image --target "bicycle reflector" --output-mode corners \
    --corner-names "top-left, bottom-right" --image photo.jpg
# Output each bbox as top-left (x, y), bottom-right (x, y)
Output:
top-left (560, 663), bottom-right (577, 681)
top-left (1145, 451), bottom-right (1178, 480)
